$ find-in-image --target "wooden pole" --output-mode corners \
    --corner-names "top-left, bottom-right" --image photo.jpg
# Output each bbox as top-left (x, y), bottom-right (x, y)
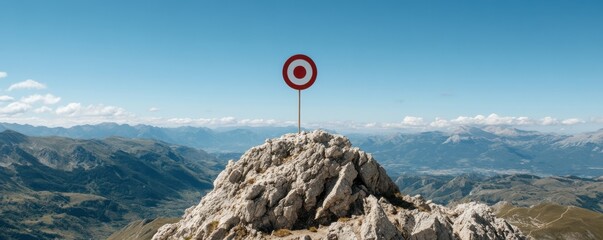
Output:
top-left (298, 90), bottom-right (301, 134)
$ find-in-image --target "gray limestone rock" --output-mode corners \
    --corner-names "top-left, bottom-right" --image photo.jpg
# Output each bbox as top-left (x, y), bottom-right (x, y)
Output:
top-left (360, 195), bottom-right (403, 240)
top-left (153, 130), bottom-right (525, 240)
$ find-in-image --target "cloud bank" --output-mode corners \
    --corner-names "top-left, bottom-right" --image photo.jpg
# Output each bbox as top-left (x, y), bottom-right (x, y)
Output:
top-left (0, 76), bottom-right (598, 131)
top-left (374, 114), bottom-right (586, 130)
top-left (56, 103), bottom-right (127, 117)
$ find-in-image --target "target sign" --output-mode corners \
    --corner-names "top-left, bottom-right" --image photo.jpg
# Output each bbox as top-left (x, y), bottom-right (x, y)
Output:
top-left (282, 54), bottom-right (317, 90)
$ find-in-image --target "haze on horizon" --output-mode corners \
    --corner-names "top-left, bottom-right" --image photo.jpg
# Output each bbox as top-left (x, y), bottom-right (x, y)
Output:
top-left (0, 1), bottom-right (602, 133)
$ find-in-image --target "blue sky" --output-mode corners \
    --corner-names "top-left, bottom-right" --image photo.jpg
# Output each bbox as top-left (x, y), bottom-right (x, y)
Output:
top-left (0, 1), bottom-right (602, 132)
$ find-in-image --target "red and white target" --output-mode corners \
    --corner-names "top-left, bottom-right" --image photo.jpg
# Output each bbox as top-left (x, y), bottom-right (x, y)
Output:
top-left (282, 54), bottom-right (317, 90)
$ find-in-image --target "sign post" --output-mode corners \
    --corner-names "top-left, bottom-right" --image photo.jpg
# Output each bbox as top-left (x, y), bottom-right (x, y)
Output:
top-left (282, 54), bottom-right (317, 134)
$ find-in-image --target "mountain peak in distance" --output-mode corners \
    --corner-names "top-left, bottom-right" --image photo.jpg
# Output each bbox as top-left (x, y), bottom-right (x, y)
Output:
top-left (153, 130), bottom-right (525, 240)
top-left (0, 129), bottom-right (29, 144)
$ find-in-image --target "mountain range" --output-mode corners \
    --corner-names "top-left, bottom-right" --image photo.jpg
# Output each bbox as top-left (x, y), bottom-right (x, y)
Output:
top-left (2, 125), bottom-right (603, 239)
top-left (0, 122), bottom-right (298, 153)
top-left (352, 126), bottom-right (603, 177)
top-left (0, 130), bottom-right (221, 239)
top-left (1, 123), bottom-right (602, 177)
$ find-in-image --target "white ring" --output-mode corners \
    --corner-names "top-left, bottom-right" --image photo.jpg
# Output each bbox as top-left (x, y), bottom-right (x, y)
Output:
top-left (287, 59), bottom-right (313, 86)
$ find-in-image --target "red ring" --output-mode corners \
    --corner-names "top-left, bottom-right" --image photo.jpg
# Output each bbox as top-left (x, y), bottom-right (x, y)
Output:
top-left (282, 54), bottom-right (317, 90)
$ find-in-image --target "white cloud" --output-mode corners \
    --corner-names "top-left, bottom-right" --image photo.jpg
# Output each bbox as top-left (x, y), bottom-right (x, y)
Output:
top-left (239, 118), bottom-right (278, 125)
top-left (164, 117), bottom-right (193, 125)
top-left (8, 79), bottom-right (46, 91)
top-left (162, 117), bottom-right (284, 127)
top-left (0, 101), bottom-right (598, 132)
top-left (152, 114), bottom-right (598, 130)
top-left (0, 95), bottom-right (14, 102)
top-left (0, 72), bottom-right (6, 79)
top-left (56, 103), bottom-right (127, 117)
top-left (430, 117), bottom-right (450, 128)
top-left (442, 114), bottom-right (592, 127)
top-left (33, 106), bottom-right (53, 113)
top-left (561, 118), bottom-right (583, 125)
top-left (219, 117), bottom-right (237, 124)
top-left (0, 102), bottom-right (31, 115)
top-left (515, 117), bottom-right (532, 125)
top-left (540, 116), bottom-right (559, 126)
top-left (379, 116), bottom-right (427, 128)
top-left (87, 105), bottom-right (127, 116)
top-left (447, 114), bottom-right (535, 126)
top-left (56, 103), bottom-right (81, 115)
top-left (364, 113), bottom-right (594, 131)
top-left (21, 94), bottom-right (61, 105)
top-left (401, 116), bottom-right (425, 126)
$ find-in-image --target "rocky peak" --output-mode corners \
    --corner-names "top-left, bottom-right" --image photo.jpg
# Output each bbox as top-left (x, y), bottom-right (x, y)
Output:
top-left (153, 130), bottom-right (525, 240)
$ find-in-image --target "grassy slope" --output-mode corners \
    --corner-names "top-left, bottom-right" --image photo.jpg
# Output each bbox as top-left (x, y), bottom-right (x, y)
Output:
top-left (495, 203), bottom-right (603, 240)
top-left (107, 218), bottom-right (180, 240)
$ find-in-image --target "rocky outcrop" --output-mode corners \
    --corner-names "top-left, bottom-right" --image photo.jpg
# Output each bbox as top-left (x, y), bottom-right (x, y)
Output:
top-left (153, 130), bottom-right (525, 240)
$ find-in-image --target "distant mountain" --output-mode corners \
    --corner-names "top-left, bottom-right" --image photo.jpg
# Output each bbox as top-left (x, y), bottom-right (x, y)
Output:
top-left (395, 173), bottom-right (603, 213)
top-left (555, 129), bottom-right (603, 147)
top-left (0, 130), bottom-right (222, 239)
top-left (3, 123), bottom-right (603, 176)
top-left (353, 126), bottom-right (603, 177)
top-left (3, 123), bottom-right (603, 177)
top-left (0, 122), bottom-right (300, 153)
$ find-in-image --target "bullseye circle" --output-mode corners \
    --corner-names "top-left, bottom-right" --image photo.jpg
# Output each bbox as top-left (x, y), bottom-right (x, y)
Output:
top-left (293, 66), bottom-right (306, 79)
top-left (282, 54), bottom-right (317, 90)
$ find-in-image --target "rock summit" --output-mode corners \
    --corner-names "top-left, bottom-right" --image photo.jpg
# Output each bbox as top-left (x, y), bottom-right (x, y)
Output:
top-left (153, 130), bottom-right (525, 240)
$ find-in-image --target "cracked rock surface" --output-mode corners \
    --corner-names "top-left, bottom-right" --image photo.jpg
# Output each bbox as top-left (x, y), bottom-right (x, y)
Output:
top-left (153, 130), bottom-right (525, 240)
